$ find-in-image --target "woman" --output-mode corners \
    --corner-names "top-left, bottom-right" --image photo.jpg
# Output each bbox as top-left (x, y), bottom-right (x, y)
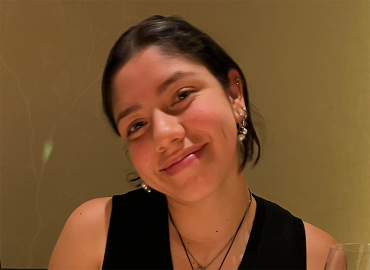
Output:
top-left (49, 15), bottom-right (336, 270)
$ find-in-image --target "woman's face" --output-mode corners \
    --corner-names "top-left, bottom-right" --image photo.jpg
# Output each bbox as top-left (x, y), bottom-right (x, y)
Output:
top-left (112, 46), bottom-right (245, 203)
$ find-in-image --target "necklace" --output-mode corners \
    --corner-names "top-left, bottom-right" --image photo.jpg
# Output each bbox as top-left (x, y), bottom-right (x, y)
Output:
top-left (169, 189), bottom-right (253, 270)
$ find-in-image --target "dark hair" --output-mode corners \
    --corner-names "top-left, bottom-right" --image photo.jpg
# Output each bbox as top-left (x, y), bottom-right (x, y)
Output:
top-left (102, 15), bottom-right (261, 170)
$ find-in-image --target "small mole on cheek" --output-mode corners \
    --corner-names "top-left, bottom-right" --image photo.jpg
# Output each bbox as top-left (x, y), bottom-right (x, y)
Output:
top-left (226, 219), bottom-right (228, 221)
top-left (188, 242), bottom-right (190, 245)
top-left (79, 213), bottom-right (82, 215)
top-left (216, 231), bottom-right (218, 232)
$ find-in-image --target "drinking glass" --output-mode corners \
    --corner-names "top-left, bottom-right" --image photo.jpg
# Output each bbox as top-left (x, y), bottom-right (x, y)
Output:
top-left (324, 243), bottom-right (370, 270)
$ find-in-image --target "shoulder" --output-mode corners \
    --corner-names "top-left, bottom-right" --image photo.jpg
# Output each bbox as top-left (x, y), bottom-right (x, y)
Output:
top-left (304, 221), bottom-right (337, 270)
top-left (49, 197), bottom-right (112, 270)
top-left (67, 197), bottom-right (113, 233)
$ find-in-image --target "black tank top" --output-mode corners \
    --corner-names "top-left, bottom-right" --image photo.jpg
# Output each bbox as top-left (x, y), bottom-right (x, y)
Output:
top-left (102, 189), bottom-right (306, 269)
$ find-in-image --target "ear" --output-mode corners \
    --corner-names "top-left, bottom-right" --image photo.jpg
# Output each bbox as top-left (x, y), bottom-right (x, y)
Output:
top-left (227, 69), bottom-right (246, 123)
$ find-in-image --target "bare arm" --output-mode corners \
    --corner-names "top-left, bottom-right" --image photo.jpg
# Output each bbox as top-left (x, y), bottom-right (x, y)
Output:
top-left (49, 197), bottom-right (112, 270)
top-left (304, 221), bottom-right (337, 270)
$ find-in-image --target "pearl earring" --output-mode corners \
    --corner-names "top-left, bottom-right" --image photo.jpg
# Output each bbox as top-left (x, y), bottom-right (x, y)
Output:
top-left (238, 108), bottom-right (248, 142)
top-left (140, 182), bottom-right (152, 193)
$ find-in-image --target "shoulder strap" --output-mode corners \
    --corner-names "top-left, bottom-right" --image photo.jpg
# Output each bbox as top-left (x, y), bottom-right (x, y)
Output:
top-left (240, 195), bottom-right (306, 269)
top-left (102, 189), bottom-right (173, 269)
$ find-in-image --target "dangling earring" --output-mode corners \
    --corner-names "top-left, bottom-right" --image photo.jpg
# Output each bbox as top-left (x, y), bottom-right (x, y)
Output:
top-left (238, 108), bottom-right (248, 142)
top-left (140, 182), bottom-right (152, 193)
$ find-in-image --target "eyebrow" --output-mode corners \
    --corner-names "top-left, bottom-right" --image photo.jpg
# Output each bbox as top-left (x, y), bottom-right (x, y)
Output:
top-left (115, 71), bottom-right (197, 124)
top-left (156, 71), bottom-right (197, 95)
top-left (116, 104), bottom-right (141, 124)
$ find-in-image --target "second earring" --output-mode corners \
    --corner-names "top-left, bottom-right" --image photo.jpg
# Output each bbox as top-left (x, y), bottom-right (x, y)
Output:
top-left (238, 108), bottom-right (248, 141)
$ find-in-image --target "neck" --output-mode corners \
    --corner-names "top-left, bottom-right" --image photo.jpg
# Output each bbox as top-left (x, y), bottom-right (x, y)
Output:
top-left (167, 170), bottom-right (252, 247)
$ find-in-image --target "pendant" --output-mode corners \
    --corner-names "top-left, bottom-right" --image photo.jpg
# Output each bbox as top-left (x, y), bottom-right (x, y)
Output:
top-left (197, 265), bottom-right (206, 270)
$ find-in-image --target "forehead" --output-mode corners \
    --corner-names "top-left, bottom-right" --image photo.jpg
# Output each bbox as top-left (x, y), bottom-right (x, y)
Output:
top-left (114, 47), bottom-right (199, 87)
top-left (112, 46), bottom-right (208, 103)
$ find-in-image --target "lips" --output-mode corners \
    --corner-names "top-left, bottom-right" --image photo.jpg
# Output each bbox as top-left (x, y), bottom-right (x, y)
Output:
top-left (161, 144), bottom-right (205, 176)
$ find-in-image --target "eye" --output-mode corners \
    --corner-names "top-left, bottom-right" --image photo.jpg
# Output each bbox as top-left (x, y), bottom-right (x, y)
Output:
top-left (173, 89), bottom-right (196, 105)
top-left (127, 121), bottom-right (147, 137)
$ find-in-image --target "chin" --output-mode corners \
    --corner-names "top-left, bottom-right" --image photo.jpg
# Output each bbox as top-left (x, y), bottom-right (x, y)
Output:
top-left (167, 177), bottom-right (217, 204)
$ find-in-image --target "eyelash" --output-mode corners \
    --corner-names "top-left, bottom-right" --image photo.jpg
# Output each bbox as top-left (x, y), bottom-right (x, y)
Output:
top-left (127, 120), bottom-right (147, 137)
top-left (126, 88), bottom-right (196, 137)
top-left (173, 89), bottom-right (195, 104)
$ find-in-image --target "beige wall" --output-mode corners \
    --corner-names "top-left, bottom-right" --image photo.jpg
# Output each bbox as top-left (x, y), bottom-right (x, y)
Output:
top-left (0, 0), bottom-right (369, 268)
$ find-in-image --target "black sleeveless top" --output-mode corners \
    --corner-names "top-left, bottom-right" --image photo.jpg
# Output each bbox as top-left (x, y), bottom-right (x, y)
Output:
top-left (102, 189), bottom-right (306, 269)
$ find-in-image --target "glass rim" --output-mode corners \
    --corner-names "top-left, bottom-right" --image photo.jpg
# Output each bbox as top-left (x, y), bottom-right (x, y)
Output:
top-left (330, 243), bottom-right (370, 253)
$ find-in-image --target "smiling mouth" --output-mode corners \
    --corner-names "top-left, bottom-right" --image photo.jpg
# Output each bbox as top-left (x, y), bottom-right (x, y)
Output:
top-left (161, 145), bottom-right (206, 176)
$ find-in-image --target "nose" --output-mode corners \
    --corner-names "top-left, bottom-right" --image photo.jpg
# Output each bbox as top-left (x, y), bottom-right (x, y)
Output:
top-left (153, 109), bottom-right (185, 152)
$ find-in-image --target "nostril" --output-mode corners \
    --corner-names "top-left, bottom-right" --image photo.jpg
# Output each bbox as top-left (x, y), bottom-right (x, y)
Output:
top-left (156, 145), bottom-right (166, 153)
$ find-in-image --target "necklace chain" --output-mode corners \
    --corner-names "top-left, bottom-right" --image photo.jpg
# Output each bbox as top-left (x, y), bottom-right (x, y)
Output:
top-left (186, 234), bottom-right (234, 269)
top-left (169, 189), bottom-right (253, 270)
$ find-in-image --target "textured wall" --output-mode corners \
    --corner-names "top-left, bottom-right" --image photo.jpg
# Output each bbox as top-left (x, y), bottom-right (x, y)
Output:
top-left (0, 1), bottom-right (369, 268)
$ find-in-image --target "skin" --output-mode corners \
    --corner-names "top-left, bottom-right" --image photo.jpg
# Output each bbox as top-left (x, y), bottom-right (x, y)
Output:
top-left (49, 46), bottom-right (336, 270)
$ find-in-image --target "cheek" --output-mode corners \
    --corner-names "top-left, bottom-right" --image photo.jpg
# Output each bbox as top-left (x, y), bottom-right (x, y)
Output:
top-left (129, 142), bottom-right (153, 172)
top-left (189, 105), bottom-right (213, 125)
top-left (188, 99), bottom-right (236, 139)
